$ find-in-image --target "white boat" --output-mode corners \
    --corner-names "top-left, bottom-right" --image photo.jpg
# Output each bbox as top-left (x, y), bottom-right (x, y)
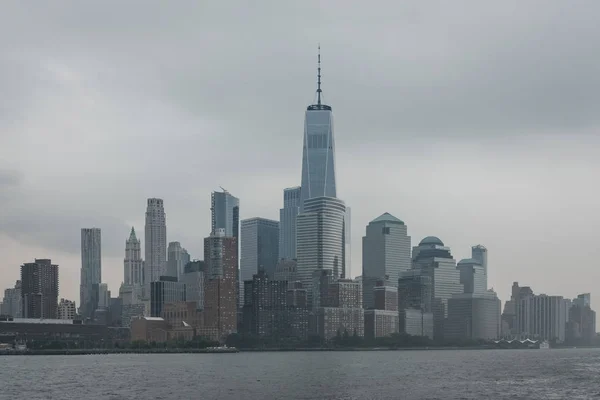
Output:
top-left (539, 341), bottom-right (551, 349)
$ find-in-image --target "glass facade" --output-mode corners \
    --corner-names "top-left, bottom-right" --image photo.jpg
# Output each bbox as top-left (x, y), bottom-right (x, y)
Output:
top-left (81, 228), bottom-right (102, 319)
top-left (279, 187), bottom-right (301, 260)
top-left (211, 190), bottom-right (240, 238)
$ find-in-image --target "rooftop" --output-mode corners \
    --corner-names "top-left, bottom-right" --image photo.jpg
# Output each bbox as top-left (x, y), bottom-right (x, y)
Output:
top-left (370, 212), bottom-right (404, 225)
top-left (419, 236), bottom-right (444, 246)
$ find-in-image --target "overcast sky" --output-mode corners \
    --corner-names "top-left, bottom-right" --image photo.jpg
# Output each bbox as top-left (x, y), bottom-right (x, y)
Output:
top-left (1, 1), bottom-right (599, 313)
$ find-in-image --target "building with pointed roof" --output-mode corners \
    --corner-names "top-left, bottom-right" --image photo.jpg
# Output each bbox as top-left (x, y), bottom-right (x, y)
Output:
top-left (124, 227), bottom-right (144, 287)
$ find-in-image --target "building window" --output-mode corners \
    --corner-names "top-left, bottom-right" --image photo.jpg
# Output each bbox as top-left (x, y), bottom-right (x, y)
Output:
top-left (382, 227), bottom-right (390, 235)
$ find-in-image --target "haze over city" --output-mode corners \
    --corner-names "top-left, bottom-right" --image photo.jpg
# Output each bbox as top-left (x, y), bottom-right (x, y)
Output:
top-left (1, 0), bottom-right (599, 314)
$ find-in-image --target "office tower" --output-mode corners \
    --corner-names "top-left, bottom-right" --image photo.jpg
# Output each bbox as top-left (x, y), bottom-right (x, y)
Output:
top-left (58, 299), bottom-right (76, 320)
top-left (446, 291), bottom-right (501, 341)
top-left (374, 282), bottom-right (398, 312)
top-left (124, 227), bottom-right (143, 286)
top-left (1, 281), bottom-right (22, 318)
top-left (80, 228), bottom-right (101, 319)
top-left (517, 293), bottom-right (567, 342)
top-left (150, 276), bottom-right (186, 317)
top-left (471, 245), bottom-right (488, 280)
top-left (211, 189), bottom-right (240, 238)
top-left (501, 282), bottom-right (534, 337)
top-left (343, 206), bottom-right (351, 278)
top-left (567, 294), bottom-right (596, 345)
top-left (167, 241), bottom-right (190, 279)
top-left (296, 196), bottom-right (346, 305)
top-left (362, 213), bottom-right (411, 309)
top-left (203, 229), bottom-right (238, 341)
top-left (398, 270), bottom-right (434, 339)
top-left (21, 259), bottom-right (59, 319)
top-left (279, 186), bottom-right (301, 260)
top-left (409, 236), bottom-right (462, 341)
top-left (456, 258), bottom-right (486, 294)
top-left (181, 261), bottom-right (206, 310)
top-left (145, 198), bottom-right (167, 283)
top-left (299, 49), bottom-right (337, 212)
top-left (98, 283), bottom-right (110, 309)
top-left (240, 217), bottom-right (280, 307)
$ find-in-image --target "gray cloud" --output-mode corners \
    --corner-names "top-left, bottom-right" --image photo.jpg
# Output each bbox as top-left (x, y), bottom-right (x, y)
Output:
top-left (0, 1), bottom-right (599, 308)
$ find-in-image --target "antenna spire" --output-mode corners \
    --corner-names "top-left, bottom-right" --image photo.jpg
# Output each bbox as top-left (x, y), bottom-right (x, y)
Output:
top-left (317, 45), bottom-right (322, 105)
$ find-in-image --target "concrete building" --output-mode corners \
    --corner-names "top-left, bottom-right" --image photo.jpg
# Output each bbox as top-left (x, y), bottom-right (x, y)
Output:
top-left (80, 228), bottom-right (102, 319)
top-left (400, 309), bottom-right (434, 339)
top-left (150, 276), bottom-right (186, 317)
top-left (203, 229), bottom-right (238, 342)
top-left (446, 292), bottom-right (501, 341)
top-left (124, 227), bottom-right (144, 287)
top-left (145, 198), bottom-right (167, 283)
top-left (457, 258), bottom-right (486, 295)
top-left (313, 277), bottom-right (364, 340)
top-left (409, 236), bottom-right (462, 341)
top-left (58, 299), bottom-right (77, 320)
top-left (242, 271), bottom-right (289, 338)
top-left (362, 213), bottom-right (411, 309)
top-left (97, 283), bottom-right (110, 309)
top-left (374, 283), bottom-right (398, 312)
top-left (296, 196), bottom-right (346, 306)
top-left (130, 316), bottom-right (169, 343)
top-left (167, 241), bottom-right (190, 279)
top-left (365, 310), bottom-right (399, 339)
top-left (240, 218), bottom-right (280, 306)
top-left (181, 261), bottom-right (205, 310)
top-left (567, 295), bottom-right (596, 345)
top-left (121, 303), bottom-right (145, 328)
top-left (211, 189), bottom-right (240, 239)
top-left (1, 281), bottom-right (22, 318)
top-left (21, 259), bottom-right (59, 319)
top-left (517, 293), bottom-right (568, 342)
top-left (0, 318), bottom-right (109, 347)
top-left (279, 186), bottom-right (301, 260)
top-left (501, 282), bottom-right (534, 337)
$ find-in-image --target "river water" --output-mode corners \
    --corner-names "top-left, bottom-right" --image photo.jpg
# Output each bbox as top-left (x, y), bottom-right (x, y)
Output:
top-left (1, 348), bottom-right (599, 399)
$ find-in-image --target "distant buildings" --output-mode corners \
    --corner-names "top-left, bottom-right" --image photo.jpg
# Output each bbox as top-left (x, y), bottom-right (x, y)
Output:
top-left (1, 281), bottom-right (22, 318)
top-left (446, 292), bottom-right (501, 341)
top-left (21, 259), bottom-right (59, 319)
top-left (362, 213), bottom-right (411, 309)
top-left (279, 186), bottom-right (301, 260)
top-left (567, 294), bottom-right (596, 345)
top-left (58, 299), bottom-right (77, 320)
top-left (518, 293), bottom-right (568, 342)
top-left (145, 198), bottom-right (167, 283)
top-left (398, 270), bottom-right (434, 339)
top-left (181, 261), bottom-right (206, 310)
top-left (80, 228), bottom-right (101, 319)
top-left (296, 196), bottom-right (346, 305)
top-left (211, 189), bottom-right (240, 239)
top-left (274, 259), bottom-right (298, 286)
top-left (242, 270), bottom-right (288, 338)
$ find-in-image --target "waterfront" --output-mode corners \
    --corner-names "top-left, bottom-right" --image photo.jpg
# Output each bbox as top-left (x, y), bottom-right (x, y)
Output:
top-left (1, 348), bottom-right (599, 399)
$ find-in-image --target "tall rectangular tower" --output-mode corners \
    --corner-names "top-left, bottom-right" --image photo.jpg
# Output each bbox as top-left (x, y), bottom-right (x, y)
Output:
top-left (211, 189), bottom-right (240, 239)
top-left (279, 186), bottom-right (301, 260)
top-left (80, 228), bottom-right (101, 319)
top-left (145, 198), bottom-right (167, 284)
top-left (21, 259), bottom-right (59, 319)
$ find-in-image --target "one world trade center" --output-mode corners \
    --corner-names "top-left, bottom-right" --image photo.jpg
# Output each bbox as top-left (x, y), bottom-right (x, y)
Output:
top-left (299, 48), bottom-right (337, 212)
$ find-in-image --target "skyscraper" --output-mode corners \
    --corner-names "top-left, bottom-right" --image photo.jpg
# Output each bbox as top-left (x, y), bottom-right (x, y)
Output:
top-left (296, 196), bottom-right (346, 306)
top-left (21, 259), bottom-right (59, 319)
top-left (279, 186), bottom-right (301, 260)
top-left (80, 228), bottom-right (101, 319)
top-left (456, 258), bottom-right (487, 295)
top-left (124, 227), bottom-right (143, 286)
top-left (1, 281), bottom-right (22, 318)
top-left (211, 189), bottom-right (240, 239)
top-left (471, 245), bottom-right (488, 281)
top-left (167, 241), bottom-right (190, 279)
top-left (362, 212), bottom-right (411, 309)
top-left (203, 229), bottom-right (238, 341)
top-left (299, 49), bottom-right (336, 212)
top-left (145, 198), bottom-right (167, 283)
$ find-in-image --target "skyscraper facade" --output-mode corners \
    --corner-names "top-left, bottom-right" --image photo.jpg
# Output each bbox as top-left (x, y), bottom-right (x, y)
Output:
top-left (80, 228), bottom-right (102, 319)
top-left (299, 51), bottom-right (336, 212)
top-left (124, 227), bottom-right (143, 286)
top-left (211, 189), bottom-right (240, 239)
top-left (457, 258), bottom-right (487, 295)
top-left (471, 245), bottom-right (488, 281)
top-left (362, 212), bottom-right (411, 309)
top-left (145, 198), bottom-right (167, 283)
top-left (203, 229), bottom-right (238, 341)
top-left (167, 241), bottom-right (190, 279)
top-left (1, 281), bottom-right (22, 318)
top-left (296, 196), bottom-right (346, 305)
top-left (279, 186), bottom-right (301, 260)
top-left (150, 276), bottom-right (186, 317)
top-left (21, 259), bottom-right (59, 319)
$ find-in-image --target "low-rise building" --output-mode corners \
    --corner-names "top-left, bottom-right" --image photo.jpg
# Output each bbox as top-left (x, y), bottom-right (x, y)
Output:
top-left (364, 309), bottom-right (399, 339)
top-left (58, 299), bottom-right (77, 320)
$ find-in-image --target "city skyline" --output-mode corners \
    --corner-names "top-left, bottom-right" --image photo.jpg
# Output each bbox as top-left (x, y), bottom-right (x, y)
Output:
top-left (1, 2), bottom-right (599, 318)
